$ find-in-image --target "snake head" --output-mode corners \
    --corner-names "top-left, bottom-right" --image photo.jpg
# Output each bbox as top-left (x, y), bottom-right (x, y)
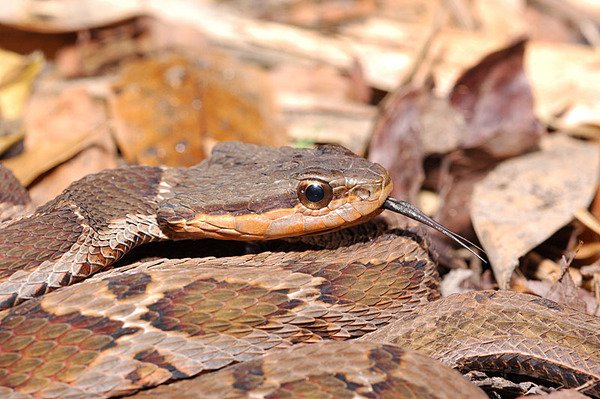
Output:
top-left (157, 142), bottom-right (392, 240)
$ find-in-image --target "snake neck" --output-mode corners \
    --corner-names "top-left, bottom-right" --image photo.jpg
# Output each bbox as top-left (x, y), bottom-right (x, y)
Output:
top-left (0, 165), bottom-right (176, 308)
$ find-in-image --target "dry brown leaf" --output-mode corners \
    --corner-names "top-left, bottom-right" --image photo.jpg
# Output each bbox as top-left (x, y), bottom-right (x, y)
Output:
top-left (3, 87), bottom-right (108, 186)
top-left (419, 97), bottom-right (467, 154)
top-left (3, 133), bottom-right (97, 186)
top-left (430, 31), bottom-right (514, 97)
top-left (450, 39), bottom-right (542, 158)
top-left (368, 87), bottom-right (424, 202)
top-left (431, 40), bottom-right (541, 239)
top-left (28, 139), bottom-right (117, 206)
top-left (471, 134), bottom-right (600, 288)
top-left (55, 19), bottom-right (151, 78)
top-left (0, 49), bottom-right (43, 119)
top-left (437, 171), bottom-right (487, 237)
top-left (0, 132), bottom-right (23, 156)
top-left (109, 51), bottom-right (287, 167)
top-left (527, 41), bottom-right (600, 129)
top-left (472, 0), bottom-right (528, 38)
top-left (109, 53), bottom-right (206, 166)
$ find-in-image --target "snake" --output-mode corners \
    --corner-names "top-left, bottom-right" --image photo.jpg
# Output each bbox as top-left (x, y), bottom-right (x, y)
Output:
top-left (0, 141), bottom-right (599, 398)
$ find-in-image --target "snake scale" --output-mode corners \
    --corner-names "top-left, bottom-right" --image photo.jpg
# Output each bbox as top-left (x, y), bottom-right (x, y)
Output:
top-left (0, 142), bottom-right (599, 398)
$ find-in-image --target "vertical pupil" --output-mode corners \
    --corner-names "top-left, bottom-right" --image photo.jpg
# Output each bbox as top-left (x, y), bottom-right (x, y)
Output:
top-left (305, 183), bottom-right (325, 202)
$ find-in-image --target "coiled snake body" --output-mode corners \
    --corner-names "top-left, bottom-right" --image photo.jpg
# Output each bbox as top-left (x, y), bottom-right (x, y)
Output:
top-left (0, 142), bottom-right (599, 398)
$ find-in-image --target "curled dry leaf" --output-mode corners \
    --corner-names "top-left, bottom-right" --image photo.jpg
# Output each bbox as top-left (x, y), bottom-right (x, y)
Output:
top-left (0, 49), bottom-right (42, 157)
top-left (3, 87), bottom-right (109, 186)
top-left (471, 134), bottom-right (600, 288)
top-left (432, 39), bottom-right (542, 240)
top-left (368, 87), bottom-right (424, 203)
top-left (3, 134), bottom-right (98, 186)
top-left (450, 38), bottom-right (542, 158)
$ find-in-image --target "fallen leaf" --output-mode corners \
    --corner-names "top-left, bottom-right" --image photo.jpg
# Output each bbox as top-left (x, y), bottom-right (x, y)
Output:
top-left (0, 1), bottom-right (141, 32)
top-left (368, 86), bottom-right (424, 202)
top-left (471, 134), bottom-right (600, 288)
top-left (437, 170), bottom-right (487, 237)
top-left (109, 51), bottom-right (287, 166)
top-left (0, 49), bottom-right (43, 119)
top-left (3, 87), bottom-right (108, 186)
top-left (3, 133), bottom-right (97, 186)
top-left (28, 138), bottom-right (117, 206)
top-left (419, 96), bottom-right (467, 155)
top-left (450, 38), bottom-right (542, 158)
top-left (55, 19), bottom-right (151, 78)
top-left (109, 53), bottom-right (206, 166)
top-left (0, 131), bottom-right (23, 156)
top-left (472, 0), bottom-right (529, 39)
top-left (527, 41), bottom-right (600, 130)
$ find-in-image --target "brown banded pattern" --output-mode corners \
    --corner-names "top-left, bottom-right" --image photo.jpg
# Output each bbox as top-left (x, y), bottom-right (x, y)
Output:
top-left (0, 232), bottom-right (439, 398)
top-left (362, 290), bottom-right (600, 397)
top-left (128, 341), bottom-right (488, 399)
top-left (0, 166), bottom-right (168, 310)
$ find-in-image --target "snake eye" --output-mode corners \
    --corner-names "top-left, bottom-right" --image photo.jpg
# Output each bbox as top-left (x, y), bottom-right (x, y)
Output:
top-left (297, 180), bottom-right (334, 210)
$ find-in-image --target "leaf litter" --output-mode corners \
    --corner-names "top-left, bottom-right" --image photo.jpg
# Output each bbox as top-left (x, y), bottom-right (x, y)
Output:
top-left (2, 2), bottom-right (600, 397)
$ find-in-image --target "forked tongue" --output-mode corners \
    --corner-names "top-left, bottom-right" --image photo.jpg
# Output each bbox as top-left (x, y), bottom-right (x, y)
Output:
top-left (382, 197), bottom-right (486, 263)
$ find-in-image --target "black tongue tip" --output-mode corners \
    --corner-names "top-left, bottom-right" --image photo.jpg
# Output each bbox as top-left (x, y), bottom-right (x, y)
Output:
top-left (382, 197), bottom-right (487, 263)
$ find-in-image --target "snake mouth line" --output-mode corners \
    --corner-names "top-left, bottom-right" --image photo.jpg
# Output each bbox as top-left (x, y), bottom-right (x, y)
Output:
top-left (382, 197), bottom-right (486, 262)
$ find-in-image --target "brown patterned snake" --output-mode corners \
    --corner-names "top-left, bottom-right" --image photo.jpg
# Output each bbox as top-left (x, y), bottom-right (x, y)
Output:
top-left (0, 142), bottom-right (599, 398)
